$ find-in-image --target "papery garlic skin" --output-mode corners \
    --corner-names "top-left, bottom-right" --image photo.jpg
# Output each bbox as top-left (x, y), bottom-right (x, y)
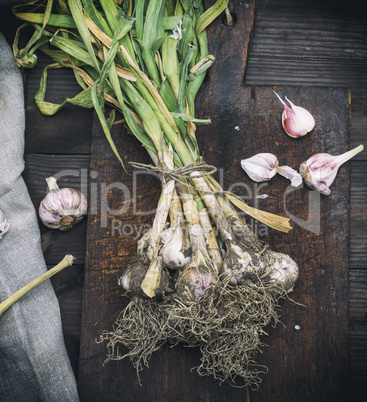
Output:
top-left (274, 91), bottom-right (315, 138)
top-left (160, 222), bottom-right (191, 269)
top-left (118, 259), bottom-right (171, 298)
top-left (0, 209), bottom-right (10, 239)
top-left (300, 145), bottom-right (364, 195)
top-left (264, 251), bottom-right (299, 293)
top-left (241, 153), bottom-right (278, 182)
top-left (241, 153), bottom-right (303, 187)
top-left (39, 177), bottom-right (88, 231)
top-left (277, 165), bottom-right (303, 187)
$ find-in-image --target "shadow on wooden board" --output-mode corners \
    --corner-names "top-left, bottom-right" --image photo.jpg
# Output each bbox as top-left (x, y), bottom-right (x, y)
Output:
top-left (79, 1), bottom-right (349, 401)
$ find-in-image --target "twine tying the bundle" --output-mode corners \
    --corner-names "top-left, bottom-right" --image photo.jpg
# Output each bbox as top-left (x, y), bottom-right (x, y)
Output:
top-left (129, 161), bottom-right (217, 186)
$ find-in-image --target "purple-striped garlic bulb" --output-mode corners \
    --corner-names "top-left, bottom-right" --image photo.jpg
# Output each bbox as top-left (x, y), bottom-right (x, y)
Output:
top-left (300, 145), bottom-right (364, 195)
top-left (39, 177), bottom-right (87, 231)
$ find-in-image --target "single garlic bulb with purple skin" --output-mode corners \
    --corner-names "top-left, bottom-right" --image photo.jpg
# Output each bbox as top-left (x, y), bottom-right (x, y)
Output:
top-left (300, 145), bottom-right (364, 195)
top-left (274, 91), bottom-right (315, 138)
top-left (39, 177), bottom-right (88, 231)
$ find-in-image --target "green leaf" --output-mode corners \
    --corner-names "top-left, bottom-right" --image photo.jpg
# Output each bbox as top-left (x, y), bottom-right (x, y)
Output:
top-left (15, 13), bottom-right (76, 28)
top-left (50, 35), bottom-right (97, 68)
top-left (135, 0), bottom-right (145, 42)
top-left (177, 12), bottom-right (195, 63)
top-left (18, 0), bottom-right (54, 56)
top-left (107, 108), bottom-right (116, 130)
top-left (99, 16), bottom-right (135, 83)
top-left (100, 0), bottom-right (120, 32)
top-left (170, 112), bottom-right (210, 124)
top-left (69, 0), bottom-right (100, 71)
top-left (35, 63), bottom-right (94, 115)
top-left (92, 79), bottom-right (126, 170)
top-left (141, 0), bottom-right (166, 84)
top-left (195, 0), bottom-right (229, 36)
top-left (186, 55), bottom-right (214, 81)
top-left (178, 45), bottom-right (196, 114)
top-left (163, 15), bottom-right (184, 30)
top-left (82, 0), bottom-right (113, 37)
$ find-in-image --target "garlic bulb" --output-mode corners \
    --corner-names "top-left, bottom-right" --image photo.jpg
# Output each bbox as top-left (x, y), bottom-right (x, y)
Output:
top-left (160, 221), bottom-right (191, 269)
top-left (175, 262), bottom-right (217, 302)
top-left (220, 242), bottom-right (265, 285)
top-left (0, 209), bottom-right (10, 240)
top-left (118, 259), bottom-right (171, 298)
top-left (241, 153), bottom-right (302, 187)
top-left (263, 250), bottom-right (299, 293)
top-left (300, 144), bottom-right (364, 195)
top-left (39, 177), bottom-right (88, 231)
top-left (274, 91), bottom-right (315, 138)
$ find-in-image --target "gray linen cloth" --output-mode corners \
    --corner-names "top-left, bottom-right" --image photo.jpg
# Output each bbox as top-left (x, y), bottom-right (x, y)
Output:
top-left (0, 15), bottom-right (80, 402)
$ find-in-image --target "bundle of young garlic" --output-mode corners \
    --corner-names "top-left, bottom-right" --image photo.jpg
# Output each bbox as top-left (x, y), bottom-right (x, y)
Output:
top-left (13, 0), bottom-right (299, 388)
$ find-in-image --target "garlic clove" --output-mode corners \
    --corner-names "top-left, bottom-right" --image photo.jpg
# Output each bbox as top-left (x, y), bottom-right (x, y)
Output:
top-left (274, 91), bottom-right (315, 138)
top-left (276, 165), bottom-right (303, 187)
top-left (0, 209), bottom-right (10, 240)
top-left (300, 144), bottom-right (364, 195)
top-left (285, 96), bottom-right (315, 133)
top-left (241, 153), bottom-right (279, 182)
top-left (39, 177), bottom-right (88, 231)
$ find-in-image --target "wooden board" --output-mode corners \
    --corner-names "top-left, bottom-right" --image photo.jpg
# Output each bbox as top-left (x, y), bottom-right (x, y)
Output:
top-left (78, 1), bottom-right (350, 400)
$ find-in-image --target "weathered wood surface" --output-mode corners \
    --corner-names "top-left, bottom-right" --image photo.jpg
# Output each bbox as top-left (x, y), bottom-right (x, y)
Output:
top-left (246, 0), bottom-right (367, 160)
top-left (78, 2), bottom-right (350, 401)
top-left (79, 91), bottom-right (350, 402)
top-left (1, 0), bottom-right (366, 396)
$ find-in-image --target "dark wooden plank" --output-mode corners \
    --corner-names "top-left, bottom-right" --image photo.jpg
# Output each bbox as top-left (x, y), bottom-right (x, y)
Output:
top-left (79, 2), bottom-right (350, 399)
top-left (0, 5), bottom-right (93, 155)
top-left (1, 0), bottom-right (364, 397)
top-left (0, 5), bottom-right (19, 46)
top-left (24, 57), bottom-right (93, 154)
top-left (350, 161), bottom-right (367, 269)
top-left (23, 154), bottom-right (90, 264)
top-left (246, 0), bottom-right (367, 160)
top-left (349, 268), bottom-right (367, 399)
top-left (49, 264), bottom-right (84, 379)
top-left (80, 89), bottom-right (350, 402)
top-left (78, 2), bottom-right (258, 401)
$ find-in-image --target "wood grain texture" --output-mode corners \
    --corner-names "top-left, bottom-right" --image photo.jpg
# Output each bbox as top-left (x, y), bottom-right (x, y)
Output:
top-left (79, 91), bottom-right (350, 402)
top-left (350, 161), bottom-right (367, 268)
top-left (349, 268), bottom-right (367, 400)
top-left (0, 0), bottom-right (365, 394)
top-left (246, 0), bottom-right (367, 160)
top-left (24, 60), bottom-right (93, 154)
top-left (78, 1), bottom-right (350, 399)
top-left (48, 263), bottom-right (84, 377)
